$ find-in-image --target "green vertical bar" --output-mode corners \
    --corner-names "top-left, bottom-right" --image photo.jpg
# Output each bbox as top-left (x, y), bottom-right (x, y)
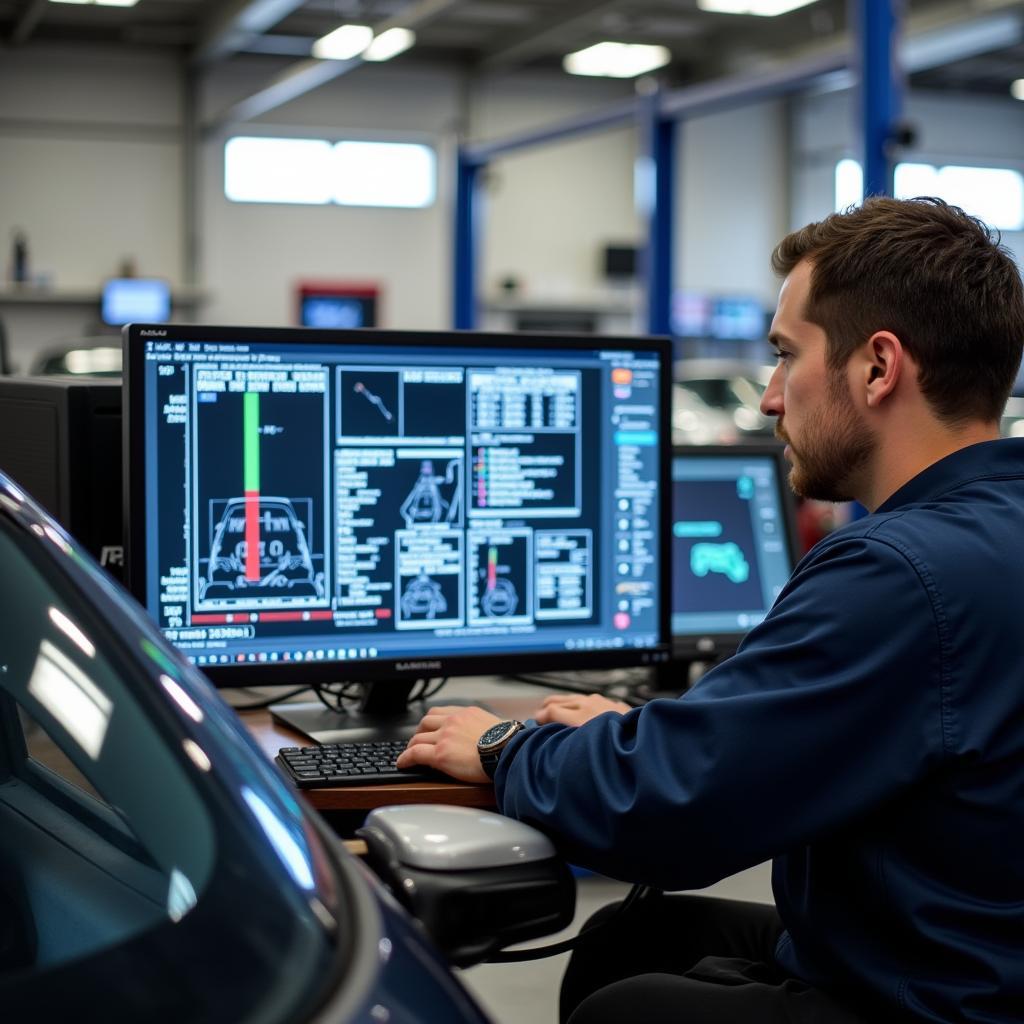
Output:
top-left (244, 391), bottom-right (260, 491)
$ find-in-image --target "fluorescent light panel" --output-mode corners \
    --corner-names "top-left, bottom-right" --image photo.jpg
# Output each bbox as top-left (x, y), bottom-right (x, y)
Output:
top-left (364, 27), bottom-right (415, 62)
top-left (563, 42), bottom-right (671, 78)
top-left (312, 24), bottom-right (373, 60)
top-left (697, 0), bottom-right (818, 15)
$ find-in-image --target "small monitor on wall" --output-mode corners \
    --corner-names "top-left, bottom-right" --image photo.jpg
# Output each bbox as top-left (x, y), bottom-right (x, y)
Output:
top-left (602, 245), bottom-right (638, 280)
top-left (709, 297), bottom-right (766, 341)
top-left (101, 278), bottom-right (171, 327)
top-left (297, 281), bottom-right (378, 329)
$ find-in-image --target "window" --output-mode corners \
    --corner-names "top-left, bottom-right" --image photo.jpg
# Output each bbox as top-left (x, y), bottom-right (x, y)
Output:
top-left (225, 135), bottom-right (436, 208)
top-left (834, 159), bottom-right (1024, 231)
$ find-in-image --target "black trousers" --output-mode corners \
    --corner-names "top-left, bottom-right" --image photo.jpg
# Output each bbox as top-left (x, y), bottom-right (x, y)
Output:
top-left (560, 893), bottom-right (890, 1024)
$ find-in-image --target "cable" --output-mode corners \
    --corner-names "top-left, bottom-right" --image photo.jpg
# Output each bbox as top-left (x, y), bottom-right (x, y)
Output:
top-left (228, 685), bottom-right (312, 711)
top-left (418, 676), bottom-right (449, 701)
top-left (485, 883), bottom-right (654, 963)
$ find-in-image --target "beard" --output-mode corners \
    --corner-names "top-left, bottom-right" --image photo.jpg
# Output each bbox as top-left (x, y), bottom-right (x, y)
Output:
top-left (776, 375), bottom-right (875, 503)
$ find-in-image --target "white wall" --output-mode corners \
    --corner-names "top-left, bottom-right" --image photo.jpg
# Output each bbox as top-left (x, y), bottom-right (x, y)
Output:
top-left (0, 44), bottom-right (184, 367)
top-left (677, 100), bottom-right (789, 308)
top-left (467, 75), bottom-right (640, 305)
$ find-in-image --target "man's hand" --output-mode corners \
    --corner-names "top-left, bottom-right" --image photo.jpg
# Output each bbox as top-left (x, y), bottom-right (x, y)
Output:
top-left (396, 705), bottom-right (501, 784)
top-left (534, 692), bottom-right (631, 728)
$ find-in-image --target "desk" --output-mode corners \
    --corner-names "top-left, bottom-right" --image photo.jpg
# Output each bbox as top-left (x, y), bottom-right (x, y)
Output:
top-left (241, 692), bottom-right (542, 815)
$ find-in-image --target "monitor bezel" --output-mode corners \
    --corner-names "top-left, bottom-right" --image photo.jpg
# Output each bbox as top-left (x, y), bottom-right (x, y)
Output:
top-left (670, 441), bottom-right (799, 661)
top-left (123, 322), bottom-right (673, 687)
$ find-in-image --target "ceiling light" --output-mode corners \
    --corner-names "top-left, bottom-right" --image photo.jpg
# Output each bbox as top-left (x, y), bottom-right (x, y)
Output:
top-left (363, 27), bottom-right (415, 62)
top-left (48, 0), bottom-right (93, 5)
top-left (1012, 79), bottom-right (1024, 101)
top-left (563, 42), bottom-right (671, 79)
top-left (697, 0), bottom-right (818, 15)
top-left (312, 24), bottom-right (374, 61)
top-left (95, 0), bottom-right (140, 6)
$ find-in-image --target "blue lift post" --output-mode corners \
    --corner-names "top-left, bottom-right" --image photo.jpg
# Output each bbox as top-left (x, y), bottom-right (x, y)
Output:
top-left (855, 0), bottom-right (904, 198)
top-left (639, 91), bottom-right (676, 338)
top-left (453, 151), bottom-right (481, 330)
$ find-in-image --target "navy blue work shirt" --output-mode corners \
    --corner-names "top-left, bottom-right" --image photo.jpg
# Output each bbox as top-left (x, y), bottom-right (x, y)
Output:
top-left (495, 438), bottom-right (1024, 1023)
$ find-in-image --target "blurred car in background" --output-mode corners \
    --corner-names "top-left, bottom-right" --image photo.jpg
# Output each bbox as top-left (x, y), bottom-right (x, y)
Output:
top-left (29, 338), bottom-right (122, 376)
top-left (672, 358), bottom-right (774, 445)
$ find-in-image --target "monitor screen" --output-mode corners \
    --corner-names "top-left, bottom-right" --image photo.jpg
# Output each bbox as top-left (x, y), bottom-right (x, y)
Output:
top-left (102, 278), bottom-right (171, 327)
top-left (709, 297), bottom-right (766, 341)
top-left (297, 282), bottom-right (377, 329)
top-left (671, 443), bottom-right (798, 659)
top-left (124, 324), bottom-right (672, 711)
top-left (671, 292), bottom-right (712, 338)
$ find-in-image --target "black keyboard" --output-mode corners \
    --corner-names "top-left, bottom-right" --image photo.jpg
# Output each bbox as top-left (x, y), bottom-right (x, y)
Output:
top-left (276, 740), bottom-right (441, 787)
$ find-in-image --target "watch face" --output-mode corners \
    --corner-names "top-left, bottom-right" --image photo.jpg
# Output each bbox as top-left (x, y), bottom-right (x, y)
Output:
top-left (479, 721), bottom-right (518, 750)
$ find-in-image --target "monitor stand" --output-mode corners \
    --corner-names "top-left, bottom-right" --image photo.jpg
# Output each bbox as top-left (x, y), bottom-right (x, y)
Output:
top-left (636, 657), bottom-right (719, 700)
top-left (270, 679), bottom-right (494, 745)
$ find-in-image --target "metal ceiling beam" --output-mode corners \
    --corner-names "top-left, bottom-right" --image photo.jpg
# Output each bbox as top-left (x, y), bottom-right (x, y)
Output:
top-left (10, 0), bottom-right (47, 46)
top-left (206, 0), bottom-right (466, 129)
top-left (192, 0), bottom-right (308, 68)
top-left (477, 0), bottom-right (623, 71)
top-left (209, 56), bottom-right (362, 127)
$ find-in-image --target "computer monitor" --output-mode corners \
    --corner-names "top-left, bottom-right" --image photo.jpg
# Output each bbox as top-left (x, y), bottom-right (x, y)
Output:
top-left (101, 278), bottom-right (171, 327)
top-left (670, 443), bottom-right (799, 667)
top-left (709, 297), bottom-right (766, 341)
top-left (124, 323), bottom-right (671, 740)
top-left (297, 282), bottom-right (378, 329)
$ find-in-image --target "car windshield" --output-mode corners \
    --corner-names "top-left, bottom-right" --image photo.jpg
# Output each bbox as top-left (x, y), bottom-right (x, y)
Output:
top-left (0, 513), bottom-right (347, 1023)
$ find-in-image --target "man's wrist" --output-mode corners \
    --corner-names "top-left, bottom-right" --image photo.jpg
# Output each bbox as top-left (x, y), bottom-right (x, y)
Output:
top-left (477, 720), bottom-right (525, 780)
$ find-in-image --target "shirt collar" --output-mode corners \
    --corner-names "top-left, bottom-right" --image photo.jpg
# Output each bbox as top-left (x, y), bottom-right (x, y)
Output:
top-left (876, 438), bottom-right (1024, 514)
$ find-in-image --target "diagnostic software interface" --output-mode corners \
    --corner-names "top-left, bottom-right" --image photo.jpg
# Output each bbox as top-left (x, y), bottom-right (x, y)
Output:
top-left (135, 330), bottom-right (664, 667)
top-left (672, 448), bottom-right (796, 638)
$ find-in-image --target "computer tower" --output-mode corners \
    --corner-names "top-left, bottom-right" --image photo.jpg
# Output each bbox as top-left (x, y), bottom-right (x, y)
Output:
top-left (0, 376), bottom-right (123, 580)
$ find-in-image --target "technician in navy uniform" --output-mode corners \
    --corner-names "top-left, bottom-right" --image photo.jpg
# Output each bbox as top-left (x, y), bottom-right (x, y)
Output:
top-left (399, 196), bottom-right (1024, 1024)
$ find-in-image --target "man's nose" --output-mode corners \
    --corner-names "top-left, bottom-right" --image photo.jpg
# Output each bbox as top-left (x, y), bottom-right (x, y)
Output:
top-left (760, 365), bottom-right (783, 417)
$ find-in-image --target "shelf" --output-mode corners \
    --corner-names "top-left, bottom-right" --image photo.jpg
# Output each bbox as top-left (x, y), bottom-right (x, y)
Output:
top-left (0, 286), bottom-right (208, 308)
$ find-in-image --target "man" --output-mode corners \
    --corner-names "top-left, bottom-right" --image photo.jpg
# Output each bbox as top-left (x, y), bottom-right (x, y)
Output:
top-left (397, 197), bottom-right (1024, 1023)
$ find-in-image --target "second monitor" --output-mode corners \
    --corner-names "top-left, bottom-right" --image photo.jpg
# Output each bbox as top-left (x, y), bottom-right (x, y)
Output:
top-left (671, 442), bottom-right (799, 668)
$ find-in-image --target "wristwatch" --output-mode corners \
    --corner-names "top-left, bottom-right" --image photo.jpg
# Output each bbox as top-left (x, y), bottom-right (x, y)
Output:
top-left (477, 720), bottom-right (525, 780)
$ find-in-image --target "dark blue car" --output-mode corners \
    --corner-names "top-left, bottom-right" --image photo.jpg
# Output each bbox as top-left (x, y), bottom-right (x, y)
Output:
top-left (0, 470), bottom-right (491, 1023)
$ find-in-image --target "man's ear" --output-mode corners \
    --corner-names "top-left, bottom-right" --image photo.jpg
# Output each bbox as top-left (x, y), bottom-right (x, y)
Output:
top-left (862, 331), bottom-right (903, 408)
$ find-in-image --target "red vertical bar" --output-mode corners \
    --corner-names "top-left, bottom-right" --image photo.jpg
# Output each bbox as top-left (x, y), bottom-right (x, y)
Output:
top-left (245, 491), bottom-right (260, 581)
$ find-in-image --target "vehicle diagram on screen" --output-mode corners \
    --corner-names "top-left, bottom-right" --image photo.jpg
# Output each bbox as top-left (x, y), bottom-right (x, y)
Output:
top-left (199, 496), bottom-right (326, 601)
top-left (353, 380), bottom-right (394, 422)
top-left (401, 459), bottom-right (461, 526)
top-left (690, 541), bottom-right (750, 584)
top-left (468, 530), bottom-right (531, 626)
top-left (400, 572), bottom-right (448, 620)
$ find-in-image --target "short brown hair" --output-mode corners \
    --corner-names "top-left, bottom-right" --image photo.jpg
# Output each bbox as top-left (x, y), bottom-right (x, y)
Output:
top-left (772, 196), bottom-right (1024, 424)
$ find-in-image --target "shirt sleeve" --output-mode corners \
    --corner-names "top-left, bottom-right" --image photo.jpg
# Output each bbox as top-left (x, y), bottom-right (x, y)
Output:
top-left (494, 532), bottom-right (949, 891)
